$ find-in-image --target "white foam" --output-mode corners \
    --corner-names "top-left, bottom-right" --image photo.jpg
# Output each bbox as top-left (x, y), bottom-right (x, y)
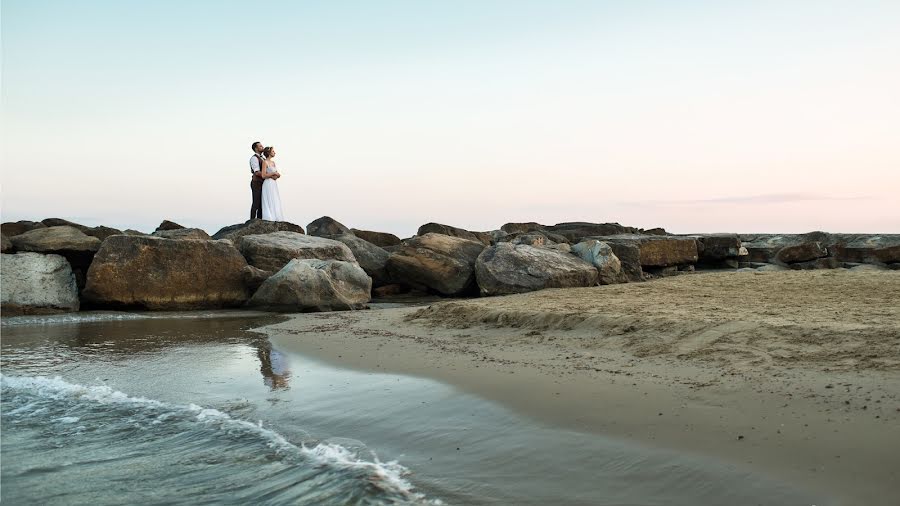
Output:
top-left (1, 374), bottom-right (438, 503)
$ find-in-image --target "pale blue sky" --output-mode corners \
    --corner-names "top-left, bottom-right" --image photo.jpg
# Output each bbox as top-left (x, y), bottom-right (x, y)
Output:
top-left (2, 0), bottom-right (899, 235)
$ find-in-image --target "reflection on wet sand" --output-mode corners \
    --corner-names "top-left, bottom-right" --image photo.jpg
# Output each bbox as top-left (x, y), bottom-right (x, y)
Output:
top-left (254, 338), bottom-right (291, 390)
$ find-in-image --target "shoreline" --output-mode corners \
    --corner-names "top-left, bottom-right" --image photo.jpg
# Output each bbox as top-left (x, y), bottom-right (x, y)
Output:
top-left (263, 270), bottom-right (900, 506)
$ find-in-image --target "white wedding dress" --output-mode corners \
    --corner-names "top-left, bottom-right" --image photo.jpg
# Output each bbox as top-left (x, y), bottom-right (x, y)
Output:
top-left (261, 162), bottom-right (284, 221)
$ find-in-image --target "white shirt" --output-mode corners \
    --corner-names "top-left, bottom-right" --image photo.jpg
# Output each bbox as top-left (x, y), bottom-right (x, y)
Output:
top-left (250, 153), bottom-right (265, 173)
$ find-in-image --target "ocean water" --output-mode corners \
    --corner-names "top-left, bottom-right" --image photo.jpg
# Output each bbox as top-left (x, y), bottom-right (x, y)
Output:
top-left (0, 311), bottom-right (829, 505)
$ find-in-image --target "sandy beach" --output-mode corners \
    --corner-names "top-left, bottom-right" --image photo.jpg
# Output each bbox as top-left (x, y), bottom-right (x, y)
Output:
top-left (266, 270), bottom-right (900, 506)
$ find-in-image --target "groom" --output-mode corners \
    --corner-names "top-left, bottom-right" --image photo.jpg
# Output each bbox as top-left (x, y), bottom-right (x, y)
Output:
top-left (249, 141), bottom-right (270, 219)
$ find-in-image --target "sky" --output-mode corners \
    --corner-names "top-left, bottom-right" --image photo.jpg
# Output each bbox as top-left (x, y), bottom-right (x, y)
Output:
top-left (2, 0), bottom-right (899, 236)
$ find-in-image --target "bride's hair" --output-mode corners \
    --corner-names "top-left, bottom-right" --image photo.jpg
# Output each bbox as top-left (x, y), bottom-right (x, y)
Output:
top-left (263, 146), bottom-right (275, 158)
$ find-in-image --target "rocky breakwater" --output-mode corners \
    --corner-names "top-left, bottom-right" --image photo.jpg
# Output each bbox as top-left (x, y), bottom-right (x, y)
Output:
top-left (740, 232), bottom-right (900, 271)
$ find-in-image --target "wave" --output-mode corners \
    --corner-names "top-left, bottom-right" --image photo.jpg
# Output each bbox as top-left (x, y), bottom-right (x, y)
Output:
top-left (1, 374), bottom-right (440, 505)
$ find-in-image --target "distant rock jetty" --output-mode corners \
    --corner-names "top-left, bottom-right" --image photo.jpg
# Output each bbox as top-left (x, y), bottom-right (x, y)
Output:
top-left (2, 217), bottom-right (898, 316)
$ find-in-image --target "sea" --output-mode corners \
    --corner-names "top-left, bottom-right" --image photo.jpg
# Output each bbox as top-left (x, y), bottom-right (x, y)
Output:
top-left (0, 309), bottom-right (828, 505)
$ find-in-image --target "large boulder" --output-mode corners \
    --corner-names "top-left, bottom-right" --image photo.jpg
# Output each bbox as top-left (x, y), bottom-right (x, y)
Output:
top-left (475, 243), bottom-right (599, 296)
top-left (1, 220), bottom-right (47, 237)
top-left (775, 242), bottom-right (827, 264)
top-left (84, 226), bottom-right (123, 241)
top-left (597, 240), bottom-right (642, 282)
top-left (351, 228), bottom-right (401, 247)
top-left (248, 259), bottom-right (371, 312)
top-left (689, 234), bottom-right (743, 261)
top-left (238, 232), bottom-right (356, 273)
top-left (152, 228), bottom-right (212, 240)
top-left (829, 234), bottom-right (900, 264)
top-left (83, 236), bottom-right (250, 310)
top-left (10, 226), bottom-right (102, 291)
top-left (545, 222), bottom-right (638, 243)
top-left (332, 233), bottom-right (391, 287)
top-left (1, 234), bottom-right (12, 253)
top-left (1, 253), bottom-right (79, 315)
top-left (386, 233), bottom-right (485, 296)
top-left (10, 226), bottom-right (101, 254)
top-left (571, 240), bottom-right (624, 285)
top-left (417, 223), bottom-right (492, 246)
top-left (155, 220), bottom-right (185, 231)
top-left (212, 219), bottom-right (305, 243)
top-left (590, 234), bottom-right (697, 268)
top-left (740, 235), bottom-right (794, 263)
top-left (41, 218), bottom-right (90, 232)
top-left (307, 216), bottom-right (351, 237)
top-left (500, 222), bottom-right (547, 235)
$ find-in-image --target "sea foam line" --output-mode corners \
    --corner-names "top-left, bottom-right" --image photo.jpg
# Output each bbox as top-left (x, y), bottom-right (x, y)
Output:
top-left (1, 374), bottom-right (439, 504)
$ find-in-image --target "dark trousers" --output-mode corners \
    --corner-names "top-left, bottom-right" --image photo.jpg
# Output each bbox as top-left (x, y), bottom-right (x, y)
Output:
top-left (250, 177), bottom-right (264, 219)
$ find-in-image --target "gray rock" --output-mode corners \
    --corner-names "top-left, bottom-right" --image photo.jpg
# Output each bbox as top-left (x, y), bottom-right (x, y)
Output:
top-left (775, 242), bottom-right (828, 264)
top-left (239, 232), bottom-right (356, 273)
top-left (511, 233), bottom-right (549, 247)
top-left (475, 243), bottom-right (599, 296)
top-left (123, 229), bottom-right (148, 236)
top-left (212, 219), bottom-right (305, 243)
top-left (155, 220), bottom-right (185, 231)
top-left (241, 265), bottom-right (274, 293)
top-left (84, 226), bottom-right (123, 241)
top-left (83, 236), bottom-right (250, 310)
top-left (500, 222), bottom-right (547, 235)
top-left (688, 234), bottom-right (743, 260)
top-left (386, 233), bottom-right (485, 296)
top-left (152, 228), bottom-right (212, 240)
top-left (571, 240), bottom-right (623, 285)
top-left (332, 233), bottom-right (391, 287)
top-left (1, 220), bottom-right (47, 237)
top-left (248, 259), bottom-right (371, 312)
top-left (588, 234), bottom-right (697, 268)
top-left (756, 264), bottom-right (788, 272)
top-left (351, 228), bottom-right (401, 247)
top-left (417, 223), bottom-right (492, 245)
top-left (307, 216), bottom-right (352, 237)
top-left (1, 234), bottom-right (12, 253)
top-left (545, 222), bottom-right (638, 243)
top-left (602, 241), bottom-right (643, 282)
top-left (41, 218), bottom-right (90, 232)
top-left (10, 226), bottom-right (101, 254)
top-left (1, 252), bottom-right (79, 315)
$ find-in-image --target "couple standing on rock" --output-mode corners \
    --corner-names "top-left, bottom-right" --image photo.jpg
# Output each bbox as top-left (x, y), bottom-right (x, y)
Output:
top-left (249, 141), bottom-right (284, 221)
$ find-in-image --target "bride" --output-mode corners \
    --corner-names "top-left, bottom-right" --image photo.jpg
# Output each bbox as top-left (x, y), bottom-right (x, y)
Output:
top-left (260, 146), bottom-right (284, 221)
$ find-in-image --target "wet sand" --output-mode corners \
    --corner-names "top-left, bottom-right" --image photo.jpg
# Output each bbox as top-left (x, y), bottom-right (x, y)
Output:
top-left (265, 270), bottom-right (900, 506)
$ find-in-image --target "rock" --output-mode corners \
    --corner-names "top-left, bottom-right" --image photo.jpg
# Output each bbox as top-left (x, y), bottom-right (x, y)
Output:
top-left (351, 229), bottom-right (401, 247)
top-left (756, 264), bottom-right (788, 272)
top-left (1, 253), bottom-right (80, 315)
top-left (602, 241), bottom-right (643, 282)
top-left (500, 222), bottom-right (547, 235)
top-left (489, 230), bottom-right (510, 243)
top-left (828, 235), bottom-right (900, 264)
top-left (212, 219), bottom-right (305, 243)
top-left (386, 233), bottom-right (485, 296)
top-left (241, 265), bottom-right (274, 293)
top-left (372, 284), bottom-right (410, 298)
top-left (637, 237), bottom-right (698, 267)
top-left (155, 220), bottom-right (185, 231)
top-left (511, 233), bottom-right (548, 247)
top-left (331, 233), bottom-right (391, 287)
top-left (501, 230), bottom-right (569, 245)
top-left (475, 243), bottom-right (599, 295)
top-left (678, 264), bottom-right (695, 272)
top-left (123, 229), bottom-right (148, 236)
top-left (873, 245), bottom-right (900, 264)
top-left (1, 234), bottom-right (12, 253)
top-left (84, 226), bottom-right (123, 241)
top-left (689, 234), bottom-right (743, 261)
top-left (10, 226), bottom-right (101, 254)
top-left (789, 257), bottom-right (840, 270)
top-left (545, 222), bottom-right (638, 243)
top-left (417, 223), bottom-right (492, 245)
top-left (248, 259), bottom-right (371, 312)
top-left (307, 216), bottom-right (352, 237)
top-left (41, 218), bottom-right (90, 232)
top-left (238, 232), bottom-right (356, 273)
top-left (553, 243), bottom-right (571, 253)
top-left (775, 242), bottom-right (827, 264)
top-left (1, 220), bottom-right (47, 237)
top-left (83, 236), bottom-right (250, 310)
top-left (152, 228), bottom-right (212, 240)
top-left (571, 240), bottom-right (623, 285)
top-left (643, 227), bottom-right (668, 236)
top-left (740, 235), bottom-right (792, 263)
top-left (644, 266), bottom-right (679, 278)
